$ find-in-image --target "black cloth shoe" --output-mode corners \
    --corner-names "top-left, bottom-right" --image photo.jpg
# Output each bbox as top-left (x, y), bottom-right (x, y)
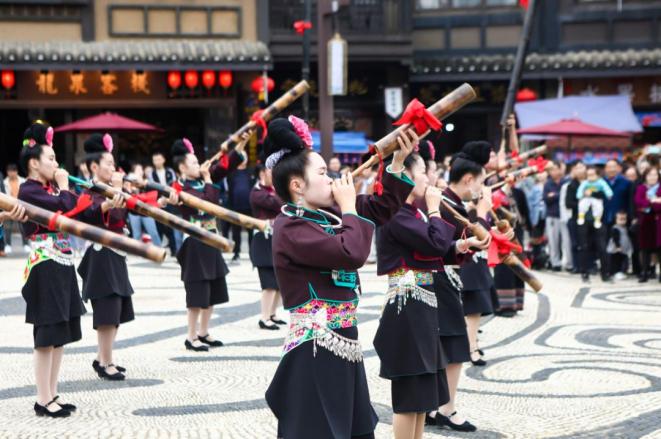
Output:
top-left (581, 273), bottom-right (590, 283)
top-left (98, 365), bottom-right (125, 381)
top-left (425, 413), bottom-right (437, 425)
top-left (470, 351), bottom-right (487, 367)
top-left (270, 315), bottom-right (287, 325)
top-left (52, 395), bottom-right (76, 412)
top-left (197, 334), bottom-right (224, 347)
top-left (436, 412), bottom-right (477, 432)
top-left (185, 339), bottom-right (209, 352)
top-left (93, 359), bottom-right (125, 373)
top-left (259, 320), bottom-right (280, 330)
top-left (495, 310), bottom-right (516, 318)
top-left (34, 400), bottom-right (70, 418)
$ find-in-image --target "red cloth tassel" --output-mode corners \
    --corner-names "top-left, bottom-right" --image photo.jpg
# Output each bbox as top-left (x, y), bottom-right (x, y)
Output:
top-left (219, 153), bottom-right (230, 170)
top-left (251, 109), bottom-right (268, 141)
top-left (171, 181), bottom-right (183, 194)
top-left (369, 144), bottom-right (384, 196)
top-left (392, 98), bottom-right (442, 136)
top-left (47, 193), bottom-right (93, 231)
top-left (527, 156), bottom-right (548, 173)
top-left (487, 229), bottom-right (523, 267)
top-left (293, 20), bottom-right (312, 35)
top-left (126, 190), bottom-right (160, 211)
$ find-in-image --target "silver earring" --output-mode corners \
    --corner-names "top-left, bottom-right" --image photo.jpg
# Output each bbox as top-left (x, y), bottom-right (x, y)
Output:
top-left (296, 196), bottom-right (304, 217)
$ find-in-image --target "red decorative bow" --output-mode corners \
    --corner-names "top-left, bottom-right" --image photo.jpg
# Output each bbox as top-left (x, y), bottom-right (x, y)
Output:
top-left (47, 193), bottom-right (93, 230)
top-left (251, 109), bottom-right (268, 141)
top-left (492, 190), bottom-right (508, 210)
top-left (293, 20), bottom-right (312, 35)
top-left (171, 180), bottom-right (183, 194)
top-left (392, 98), bottom-right (442, 136)
top-left (126, 190), bottom-right (160, 210)
top-left (487, 229), bottom-right (522, 267)
top-left (219, 153), bottom-right (230, 170)
top-left (527, 157), bottom-right (548, 173)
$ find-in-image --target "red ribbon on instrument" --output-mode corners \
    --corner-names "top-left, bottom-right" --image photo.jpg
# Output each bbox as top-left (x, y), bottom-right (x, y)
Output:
top-left (369, 144), bottom-right (385, 196)
top-left (251, 109), bottom-right (268, 141)
top-left (492, 190), bottom-right (508, 210)
top-left (510, 149), bottom-right (523, 164)
top-left (527, 157), bottom-right (548, 173)
top-left (487, 229), bottom-right (523, 267)
top-left (293, 20), bottom-right (312, 35)
top-left (126, 190), bottom-right (160, 210)
top-left (392, 98), bottom-right (442, 136)
top-left (47, 193), bottom-right (93, 231)
top-left (218, 153), bottom-right (230, 170)
top-left (171, 180), bottom-right (183, 194)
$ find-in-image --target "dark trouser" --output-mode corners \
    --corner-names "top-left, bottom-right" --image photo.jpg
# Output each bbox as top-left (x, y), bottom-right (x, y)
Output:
top-left (630, 228), bottom-right (641, 276)
top-left (567, 218), bottom-right (580, 271)
top-left (639, 249), bottom-right (660, 279)
top-left (229, 209), bottom-right (254, 258)
top-left (156, 221), bottom-right (178, 255)
top-left (578, 223), bottom-right (608, 278)
top-left (608, 253), bottom-right (628, 276)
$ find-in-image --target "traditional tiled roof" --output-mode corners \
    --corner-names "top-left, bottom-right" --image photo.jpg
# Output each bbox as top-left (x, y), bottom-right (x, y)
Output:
top-left (411, 48), bottom-right (661, 81)
top-left (0, 39), bottom-right (271, 70)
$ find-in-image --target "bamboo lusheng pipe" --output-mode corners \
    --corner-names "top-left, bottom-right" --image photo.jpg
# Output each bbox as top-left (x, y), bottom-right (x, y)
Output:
top-left (485, 144), bottom-right (548, 180)
top-left (203, 80), bottom-right (311, 166)
top-left (125, 177), bottom-right (269, 233)
top-left (488, 160), bottom-right (554, 191)
top-left (440, 199), bottom-right (543, 292)
top-left (489, 209), bottom-right (525, 259)
top-left (70, 176), bottom-right (235, 253)
top-left (0, 192), bottom-right (166, 263)
top-left (351, 83), bottom-right (477, 179)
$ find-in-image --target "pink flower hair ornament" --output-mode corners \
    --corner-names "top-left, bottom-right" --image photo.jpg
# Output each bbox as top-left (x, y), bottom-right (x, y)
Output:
top-left (45, 126), bottom-right (54, 147)
top-left (103, 133), bottom-right (113, 153)
top-left (182, 138), bottom-right (194, 154)
top-left (288, 115), bottom-right (313, 148)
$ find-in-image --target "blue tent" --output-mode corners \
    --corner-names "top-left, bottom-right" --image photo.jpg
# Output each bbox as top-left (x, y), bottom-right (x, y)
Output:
top-left (311, 131), bottom-right (372, 154)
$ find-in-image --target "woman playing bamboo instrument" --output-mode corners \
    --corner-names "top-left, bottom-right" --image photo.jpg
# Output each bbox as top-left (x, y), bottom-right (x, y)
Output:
top-left (18, 122), bottom-right (87, 418)
top-left (264, 115), bottom-right (418, 439)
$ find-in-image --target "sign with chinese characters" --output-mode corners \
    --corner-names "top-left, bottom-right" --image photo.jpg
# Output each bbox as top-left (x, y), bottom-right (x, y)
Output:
top-left (566, 77), bottom-right (660, 106)
top-left (17, 71), bottom-right (165, 100)
top-left (384, 87), bottom-right (403, 119)
top-left (328, 33), bottom-right (347, 96)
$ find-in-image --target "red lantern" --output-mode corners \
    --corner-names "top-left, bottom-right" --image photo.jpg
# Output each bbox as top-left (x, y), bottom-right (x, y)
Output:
top-left (218, 70), bottom-right (233, 89)
top-left (184, 70), bottom-right (199, 89)
top-left (251, 76), bottom-right (274, 94)
top-left (167, 71), bottom-right (181, 89)
top-left (201, 70), bottom-right (216, 89)
top-left (516, 88), bottom-right (537, 102)
top-left (1, 70), bottom-right (15, 90)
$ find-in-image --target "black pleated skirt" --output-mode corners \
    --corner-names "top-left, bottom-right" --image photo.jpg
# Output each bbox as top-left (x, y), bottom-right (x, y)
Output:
top-left (250, 231), bottom-right (273, 268)
top-left (184, 277), bottom-right (229, 309)
top-left (432, 271), bottom-right (467, 336)
top-left (22, 260), bottom-right (86, 349)
top-left (33, 317), bottom-right (82, 349)
top-left (390, 369), bottom-right (449, 414)
top-left (439, 334), bottom-right (471, 364)
top-left (177, 236), bottom-right (229, 283)
top-left (258, 267), bottom-right (279, 290)
top-left (78, 245), bottom-right (134, 301)
top-left (91, 295), bottom-right (135, 329)
top-left (462, 288), bottom-right (494, 316)
top-left (266, 326), bottom-right (378, 439)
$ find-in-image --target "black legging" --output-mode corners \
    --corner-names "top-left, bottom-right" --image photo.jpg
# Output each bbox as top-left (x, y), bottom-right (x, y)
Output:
top-left (639, 248), bottom-right (660, 278)
top-left (578, 222), bottom-right (608, 278)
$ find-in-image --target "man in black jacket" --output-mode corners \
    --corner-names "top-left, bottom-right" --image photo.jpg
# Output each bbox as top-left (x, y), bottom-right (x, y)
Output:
top-left (149, 151), bottom-right (182, 256)
top-left (565, 161), bottom-right (586, 274)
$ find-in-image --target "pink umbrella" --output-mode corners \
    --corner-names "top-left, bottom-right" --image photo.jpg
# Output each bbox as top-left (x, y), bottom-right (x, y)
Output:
top-left (517, 117), bottom-right (629, 150)
top-left (54, 112), bottom-right (162, 133)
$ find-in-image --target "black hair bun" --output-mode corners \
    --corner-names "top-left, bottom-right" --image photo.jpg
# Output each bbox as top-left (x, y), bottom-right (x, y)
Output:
top-left (171, 138), bottom-right (192, 158)
top-left (84, 133), bottom-right (106, 154)
top-left (23, 122), bottom-right (50, 146)
top-left (418, 141), bottom-right (436, 162)
top-left (263, 118), bottom-right (305, 157)
top-left (461, 141), bottom-right (492, 166)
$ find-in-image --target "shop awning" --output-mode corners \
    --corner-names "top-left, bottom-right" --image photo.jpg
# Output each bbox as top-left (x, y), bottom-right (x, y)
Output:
top-left (514, 95), bottom-right (643, 134)
top-left (311, 131), bottom-right (372, 154)
top-left (0, 40), bottom-right (271, 70)
top-left (54, 112), bottom-right (162, 132)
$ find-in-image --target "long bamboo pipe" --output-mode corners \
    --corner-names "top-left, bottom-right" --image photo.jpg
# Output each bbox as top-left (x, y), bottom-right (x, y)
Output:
top-left (488, 161), bottom-right (554, 191)
top-left (0, 192), bottom-right (166, 263)
top-left (440, 198), bottom-right (543, 292)
top-left (203, 80), bottom-right (310, 167)
top-left (485, 144), bottom-right (547, 180)
top-left (351, 83), bottom-right (477, 179)
top-left (125, 177), bottom-right (269, 233)
top-left (70, 176), bottom-right (234, 253)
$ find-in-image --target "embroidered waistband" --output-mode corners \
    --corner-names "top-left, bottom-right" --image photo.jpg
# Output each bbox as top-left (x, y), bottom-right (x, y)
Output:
top-left (282, 299), bottom-right (362, 362)
top-left (24, 233), bottom-right (73, 282)
top-left (385, 269), bottom-right (437, 314)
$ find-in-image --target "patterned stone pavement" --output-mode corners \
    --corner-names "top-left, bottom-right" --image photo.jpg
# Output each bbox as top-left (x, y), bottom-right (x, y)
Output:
top-left (0, 250), bottom-right (660, 439)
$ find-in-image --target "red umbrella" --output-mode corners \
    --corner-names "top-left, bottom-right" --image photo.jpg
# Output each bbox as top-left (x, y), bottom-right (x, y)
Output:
top-left (517, 117), bottom-right (629, 150)
top-left (54, 112), bottom-right (162, 133)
